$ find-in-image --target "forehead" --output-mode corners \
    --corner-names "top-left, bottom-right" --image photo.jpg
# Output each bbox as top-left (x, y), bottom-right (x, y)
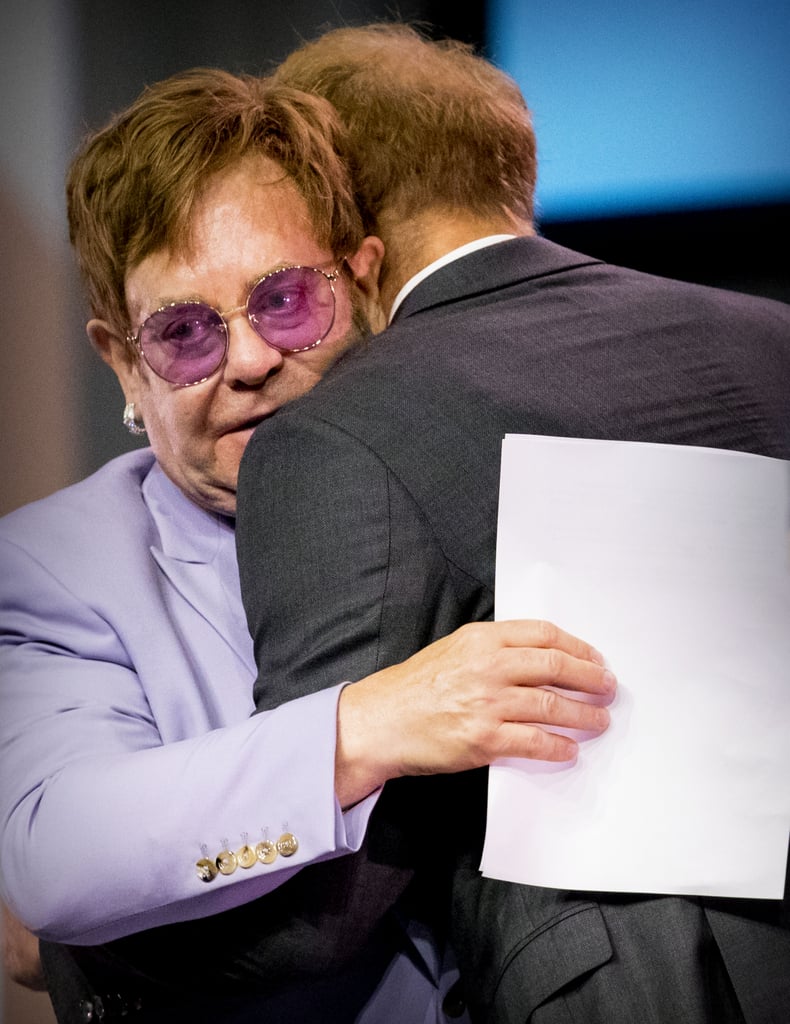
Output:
top-left (125, 154), bottom-right (329, 314)
top-left (183, 154), bottom-right (319, 258)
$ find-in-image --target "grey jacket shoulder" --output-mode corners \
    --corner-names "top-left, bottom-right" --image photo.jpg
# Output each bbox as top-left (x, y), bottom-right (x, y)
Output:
top-left (266, 236), bottom-right (790, 461)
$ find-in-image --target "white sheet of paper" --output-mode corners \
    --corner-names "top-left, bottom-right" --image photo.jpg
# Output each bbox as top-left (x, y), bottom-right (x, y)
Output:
top-left (482, 434), bottom-right (790, 898)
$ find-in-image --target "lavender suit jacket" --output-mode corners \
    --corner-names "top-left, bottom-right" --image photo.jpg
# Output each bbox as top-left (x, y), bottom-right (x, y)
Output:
top-left (0, 450), bottom-right (459, 1022)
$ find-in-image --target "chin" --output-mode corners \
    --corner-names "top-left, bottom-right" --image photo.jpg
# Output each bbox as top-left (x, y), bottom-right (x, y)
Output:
top-left (189, 469), bottom-right (238, 518)
top-left (201, 486), bottom-right (237, 519)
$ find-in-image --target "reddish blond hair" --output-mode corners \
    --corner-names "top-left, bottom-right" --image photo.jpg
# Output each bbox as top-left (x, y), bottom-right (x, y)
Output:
top-left (66, 68), bottom-right (365, 346)
top-left (274, 23), bottom-right (537, 236)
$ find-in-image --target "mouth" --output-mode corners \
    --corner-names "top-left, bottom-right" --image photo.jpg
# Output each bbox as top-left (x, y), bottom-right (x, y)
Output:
top-left (223, 411), bottom-right (275, 439)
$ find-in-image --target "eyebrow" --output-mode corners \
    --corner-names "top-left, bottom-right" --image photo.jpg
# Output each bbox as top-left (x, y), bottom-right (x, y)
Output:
top-left (148, 261), bottom-right (312, 313)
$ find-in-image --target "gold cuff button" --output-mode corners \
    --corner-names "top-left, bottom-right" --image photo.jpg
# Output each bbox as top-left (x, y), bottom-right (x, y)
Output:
top-left (216, 850), bottom-right (238, 875)
top-left (277, 832), bottom-right (299, 857)
top-left (255, 839), bottom-right (278, 864)
top-left (196, 858), bottom-right (218, 883)
top-left (236, 844), bottom-right (257, 869)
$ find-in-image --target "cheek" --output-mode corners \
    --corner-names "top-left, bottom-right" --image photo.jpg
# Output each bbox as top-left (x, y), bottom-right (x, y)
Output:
top-left (138, 391), bottom-right (210, 462)
top-left (349, 290), bottom-right (373, 338)
top-left (214, 431), bottom-right (249, 482)
top-left (307, 288), bottom-right (370, 373)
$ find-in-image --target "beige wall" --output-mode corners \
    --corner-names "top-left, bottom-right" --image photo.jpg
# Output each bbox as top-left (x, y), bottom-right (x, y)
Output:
top-left (0, 175), bottom-right (67, 1022)
top-left (1, 2), bottom-right (80, 1020)
top-left (0, 178), bottom-right (83, 516)
top-left (1, 2), bottom-right (84, 515)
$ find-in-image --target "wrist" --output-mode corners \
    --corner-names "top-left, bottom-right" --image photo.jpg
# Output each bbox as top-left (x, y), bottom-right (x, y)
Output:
top-left (334, 679), bottom-right (395, 808)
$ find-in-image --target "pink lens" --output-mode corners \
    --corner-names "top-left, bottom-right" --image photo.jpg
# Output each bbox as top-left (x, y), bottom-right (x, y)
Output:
top-left (139, 303), bottom-right (227, 386)
top-left (247, 266), bottom-right (335, 352)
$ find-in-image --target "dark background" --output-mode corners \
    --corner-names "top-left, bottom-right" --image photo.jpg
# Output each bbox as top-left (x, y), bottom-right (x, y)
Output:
top-left (1, 0), bottom-right (788, 507)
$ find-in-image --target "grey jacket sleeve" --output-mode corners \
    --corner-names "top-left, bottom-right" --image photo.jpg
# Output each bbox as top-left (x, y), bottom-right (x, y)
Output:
top-left (236, 413), bottom-right (468, 711)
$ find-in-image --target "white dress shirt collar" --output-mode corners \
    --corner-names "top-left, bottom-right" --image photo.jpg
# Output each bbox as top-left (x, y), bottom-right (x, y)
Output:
top-left (387, 234), bottom-right (517, 324)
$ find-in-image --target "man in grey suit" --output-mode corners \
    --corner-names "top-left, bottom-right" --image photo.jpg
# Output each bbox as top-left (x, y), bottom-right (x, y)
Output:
top-left (236, 23), bottom-right (790, 1023)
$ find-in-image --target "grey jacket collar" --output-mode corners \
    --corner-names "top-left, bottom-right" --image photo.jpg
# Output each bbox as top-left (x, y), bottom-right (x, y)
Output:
top-left (392, 235), bottom-right (602, 323)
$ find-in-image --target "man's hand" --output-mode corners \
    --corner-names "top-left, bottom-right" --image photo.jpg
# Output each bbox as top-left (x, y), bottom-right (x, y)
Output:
top-left (335, 619), bottom-right (616, 807)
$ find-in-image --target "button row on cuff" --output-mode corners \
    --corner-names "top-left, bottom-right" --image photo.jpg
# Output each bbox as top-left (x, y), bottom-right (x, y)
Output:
top-left (196, 832), bottom-right (299, 882)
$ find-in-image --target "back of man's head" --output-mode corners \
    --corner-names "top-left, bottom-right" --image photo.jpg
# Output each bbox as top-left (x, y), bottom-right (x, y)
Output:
top-left (274, 23), bottom-right (537, 241)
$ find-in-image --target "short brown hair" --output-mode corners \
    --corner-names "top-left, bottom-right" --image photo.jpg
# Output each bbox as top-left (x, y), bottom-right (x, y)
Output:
top-left (274, 23), bottom-right (537, 235)
top-left (66, 68), bottom-right (365, 343)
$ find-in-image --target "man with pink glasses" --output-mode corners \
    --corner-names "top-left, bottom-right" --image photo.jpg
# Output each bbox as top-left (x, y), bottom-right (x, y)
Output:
top-left (0, 66), bottom-right (613, 1023)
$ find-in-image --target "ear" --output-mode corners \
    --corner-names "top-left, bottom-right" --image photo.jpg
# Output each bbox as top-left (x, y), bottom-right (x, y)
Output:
top-left (87, 319), bottom-right (142, 405)
top-left (345, 236), bottom-right (387, 334)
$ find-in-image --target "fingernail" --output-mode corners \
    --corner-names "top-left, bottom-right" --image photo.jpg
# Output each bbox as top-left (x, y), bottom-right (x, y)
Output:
top-left (603, 669), bottom-right (617, 691)
top-left (591, 647), bottom-right (606, 666)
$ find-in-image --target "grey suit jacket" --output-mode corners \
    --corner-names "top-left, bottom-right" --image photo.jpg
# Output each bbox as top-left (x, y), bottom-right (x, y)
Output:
top-left (237, 237), bottom-right (790, 1023)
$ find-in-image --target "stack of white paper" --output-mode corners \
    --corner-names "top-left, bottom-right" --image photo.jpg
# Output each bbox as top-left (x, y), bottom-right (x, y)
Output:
top-left (483, 434), bottom-right (790, 899)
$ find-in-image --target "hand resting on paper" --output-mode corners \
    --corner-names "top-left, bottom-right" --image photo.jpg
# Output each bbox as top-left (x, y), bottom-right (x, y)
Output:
top-left (335, 619), bottom-right (616, 807)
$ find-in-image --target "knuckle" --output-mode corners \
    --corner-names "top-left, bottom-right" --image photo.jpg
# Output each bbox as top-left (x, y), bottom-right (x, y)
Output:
top-left (543, 646), bottom-right (564, 680)
top-left (522, 725), bottom-right (547, 758)
top-left (469, 721), bottom-right (498, 763)
top-left (536, 619), bottom-right (560, 648)
top-left (457, 621), bottom-right (485, 649)
top-left (488, 645), bottom-right (511, 677)
top-left (538, 687), bottom-right (560, 720)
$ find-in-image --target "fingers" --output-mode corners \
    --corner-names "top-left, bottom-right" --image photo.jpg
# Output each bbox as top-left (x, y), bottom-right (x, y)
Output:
top-left (335, 617), bottom-right (617, 804)
top-left (450, 620), bottom-right (615, 764)
top-left (487, 618), bottom-right (604, 660)
top-left (505, 645), bottom-right (616, 699)
top-left (505, 683), bottom-right (611, 730)
top-left (468, 620), bottom-right (615, 699)
top-left (488, 679), bottom-right (610, 765)
top-left (496, 723), bottom-right (581, 763)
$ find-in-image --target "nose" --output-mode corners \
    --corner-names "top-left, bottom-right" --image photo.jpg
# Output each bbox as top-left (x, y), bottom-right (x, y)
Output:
top-left (222, 310), bottom-right (284, 387)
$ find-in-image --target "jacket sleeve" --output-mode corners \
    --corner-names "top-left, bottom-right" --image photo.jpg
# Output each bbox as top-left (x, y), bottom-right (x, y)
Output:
top-left (236, 413), bottom-right (469, 712)
top-left (235, 408), bottom-right (491, 982)
top-left (0, 535), bottom-right (377, 945)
